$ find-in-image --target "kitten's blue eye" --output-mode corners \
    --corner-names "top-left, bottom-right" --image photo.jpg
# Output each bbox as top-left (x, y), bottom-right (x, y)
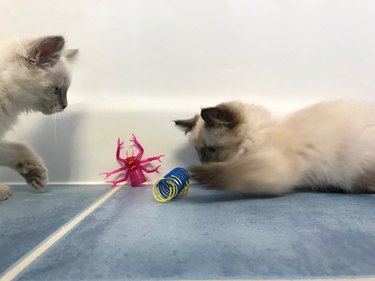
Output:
top-left (54, 87), bottom-right (61, 95)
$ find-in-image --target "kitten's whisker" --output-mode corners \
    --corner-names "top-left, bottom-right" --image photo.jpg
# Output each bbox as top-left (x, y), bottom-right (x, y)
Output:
top-left (57, 110), bottom-right (65, 138)
top-left (45, 113), bottom-right (54, 130)
top-left (53, 109), bottom-right (57, 141)
top-left (61, 108), bottom-right (75, 126)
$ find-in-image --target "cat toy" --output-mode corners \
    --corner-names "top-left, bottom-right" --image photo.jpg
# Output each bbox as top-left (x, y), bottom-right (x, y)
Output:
top-left (100, 134), bottom-right (163, 187)
top-left (152, 167), bottom-right (190, 202)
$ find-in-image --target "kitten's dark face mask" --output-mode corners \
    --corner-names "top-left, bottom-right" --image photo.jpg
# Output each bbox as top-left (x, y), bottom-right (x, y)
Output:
top-left (53, 86), bottom-right (68, 109)
top-left (196, 145), bottom-right (217, 163)
top-left (195, 142), bottom-right (242, 163)
top-left (175, 104), bottom-right (243, 163)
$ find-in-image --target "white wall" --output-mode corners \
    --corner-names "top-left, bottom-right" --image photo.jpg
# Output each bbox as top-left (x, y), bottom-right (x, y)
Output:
top-left (1, 0), bottom-right (375, 183)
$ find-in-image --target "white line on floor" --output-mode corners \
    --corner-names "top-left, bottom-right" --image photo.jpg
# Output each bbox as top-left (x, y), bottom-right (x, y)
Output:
top-left (0, 185), bottom-right (123, 281)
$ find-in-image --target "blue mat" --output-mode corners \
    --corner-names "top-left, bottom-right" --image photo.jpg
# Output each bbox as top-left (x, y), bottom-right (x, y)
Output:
top-left (2, 185), bottom-right (373, 280)
top-left (0, 185), bottom-right (109, 274)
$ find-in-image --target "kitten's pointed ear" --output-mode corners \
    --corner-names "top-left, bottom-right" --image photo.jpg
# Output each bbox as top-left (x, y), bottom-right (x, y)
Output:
top-left (174, 115), bottom-right (199, 135)
top-left (27, 36), bottom-right (65, 68)
top-left (201, 106), bottom-right (238, 129)
top-left (63, 49), bottom-right (79, 62)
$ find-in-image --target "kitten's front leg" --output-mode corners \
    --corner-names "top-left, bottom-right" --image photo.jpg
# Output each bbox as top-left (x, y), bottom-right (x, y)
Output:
top-left (189, 151), bottom-right (297, 195)
top-left (190, 162), bottom-right (232, 189)
top-left (0, 141), bottom-right (48, 189)
top-left (0, 183), bottom-right (12, 200)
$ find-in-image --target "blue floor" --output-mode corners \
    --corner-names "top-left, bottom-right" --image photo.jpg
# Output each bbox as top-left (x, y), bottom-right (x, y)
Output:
top-left (0, 185), bottom-right (109, 275)
top-left (1, 185), bottom-right (375, 280)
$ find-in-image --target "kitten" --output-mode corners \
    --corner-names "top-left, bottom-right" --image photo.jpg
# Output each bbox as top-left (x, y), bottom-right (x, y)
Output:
top-left (175, 100), bottom-right (375, 195)
top-left (0, 36), bottom-right (78, 200)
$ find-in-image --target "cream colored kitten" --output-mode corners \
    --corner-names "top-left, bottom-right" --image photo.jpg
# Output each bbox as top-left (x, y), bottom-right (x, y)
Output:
top-left (175, 100), bottom-right (375, 195)
top-left (0, 36), bottom-right (78, 200)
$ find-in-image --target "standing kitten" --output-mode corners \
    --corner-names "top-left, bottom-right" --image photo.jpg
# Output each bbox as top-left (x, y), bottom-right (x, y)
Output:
top-left (175, 100), bottom-right (375, 195)
top-left (0, 36), bottom-right (78, 200)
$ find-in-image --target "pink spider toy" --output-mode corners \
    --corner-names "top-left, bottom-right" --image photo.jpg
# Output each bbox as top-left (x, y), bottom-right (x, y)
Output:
top-left (101, 134), bottom-right (163, 187)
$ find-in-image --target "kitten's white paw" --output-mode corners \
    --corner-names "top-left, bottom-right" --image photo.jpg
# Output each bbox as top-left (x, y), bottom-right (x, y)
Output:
top-left (0, 184), bottom-right (12, 200)
top-left (16, 160), bottom-right (48, 189)
top-left (189, 163), bottom-right (230, 190)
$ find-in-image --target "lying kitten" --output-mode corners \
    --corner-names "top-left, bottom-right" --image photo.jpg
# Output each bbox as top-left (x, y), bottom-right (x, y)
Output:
top-left (0, 36), bottom-right (78, 200)
top-left (175, 100), bottom-right (375, 195)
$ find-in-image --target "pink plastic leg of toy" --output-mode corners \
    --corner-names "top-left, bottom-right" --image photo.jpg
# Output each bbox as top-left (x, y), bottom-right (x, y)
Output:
top-left (140, 165), bottom-right (161, 174)
top-left (116, 138), bottom-right (125, 162)
top-left (129, 134), bottom-right (144, 158)
top-left (100, 166), bottom-right (127, 179)
top-left (106, 171), bottom-right (130, 187)
top-left (139, 155), bottom-right (164, 164)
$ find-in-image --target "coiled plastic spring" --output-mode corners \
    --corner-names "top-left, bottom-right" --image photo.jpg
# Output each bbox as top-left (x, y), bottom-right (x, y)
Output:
top-left (152, 167), bottom-right (190, 202)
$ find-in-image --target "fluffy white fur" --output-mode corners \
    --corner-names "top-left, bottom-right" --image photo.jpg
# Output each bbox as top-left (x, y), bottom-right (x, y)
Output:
top-left (0, 36), bottom-right (78, 200)
top-left (176, 100), bottom-right (375, 195)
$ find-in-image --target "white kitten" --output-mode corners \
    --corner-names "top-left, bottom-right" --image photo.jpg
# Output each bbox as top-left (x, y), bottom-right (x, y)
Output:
top-left (176, 100), bottom-right (375, 195)
top-left (0, 36), bottom-right (78, 200)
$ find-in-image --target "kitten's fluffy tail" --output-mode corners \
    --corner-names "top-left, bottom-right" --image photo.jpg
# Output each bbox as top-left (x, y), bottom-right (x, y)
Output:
top-left (189, 148), bottom-right (299, 195)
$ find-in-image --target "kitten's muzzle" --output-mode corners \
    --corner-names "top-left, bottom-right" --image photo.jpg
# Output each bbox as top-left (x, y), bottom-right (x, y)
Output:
top-left (58, 87), bottom-right (68, 109)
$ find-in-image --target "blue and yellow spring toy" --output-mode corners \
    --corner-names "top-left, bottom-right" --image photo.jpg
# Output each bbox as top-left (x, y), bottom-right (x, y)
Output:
top-left (152, 167), bottom-right (190, 202)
